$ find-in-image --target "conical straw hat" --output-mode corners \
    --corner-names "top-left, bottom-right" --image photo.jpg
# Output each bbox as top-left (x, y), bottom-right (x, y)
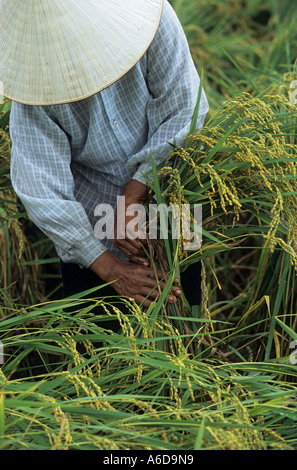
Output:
top-left (0, 0), bottom-right (163, 105)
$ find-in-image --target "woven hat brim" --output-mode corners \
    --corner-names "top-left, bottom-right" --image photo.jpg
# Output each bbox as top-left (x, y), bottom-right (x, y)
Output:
top-left (0, 0), bottom-right (163, 105)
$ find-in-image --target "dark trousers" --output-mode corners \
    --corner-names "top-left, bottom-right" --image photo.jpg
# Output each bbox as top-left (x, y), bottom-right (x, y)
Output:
top-left (60, 260), bottom-right (202, 335)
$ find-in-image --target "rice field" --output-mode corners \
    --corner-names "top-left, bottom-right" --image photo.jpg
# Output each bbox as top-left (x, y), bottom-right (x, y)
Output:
top-left (1, 0), bottom-right (297, 451)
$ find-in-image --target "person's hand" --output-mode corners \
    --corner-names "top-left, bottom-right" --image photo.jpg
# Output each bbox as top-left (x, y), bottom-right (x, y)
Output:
top-left (112, 179), bottom-right (149, 266)
top-left (90, 251), bottom-right (182, 308)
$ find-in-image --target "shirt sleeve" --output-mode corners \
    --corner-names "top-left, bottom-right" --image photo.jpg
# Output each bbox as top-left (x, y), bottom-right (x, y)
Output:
top-left (9, 103), bottom-right (107, 268)
top-left (129, 0), bottom-right (209, 184)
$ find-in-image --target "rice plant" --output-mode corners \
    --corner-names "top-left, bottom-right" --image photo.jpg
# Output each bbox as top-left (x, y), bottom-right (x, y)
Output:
top-left (1, 296), bottom-right (297, 450)
top-left (145, 89), bottom-right (297, 363)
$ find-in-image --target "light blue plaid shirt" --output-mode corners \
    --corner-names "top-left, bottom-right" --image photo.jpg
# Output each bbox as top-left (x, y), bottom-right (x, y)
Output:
top-left (9, 1), bottom-right (209, 268)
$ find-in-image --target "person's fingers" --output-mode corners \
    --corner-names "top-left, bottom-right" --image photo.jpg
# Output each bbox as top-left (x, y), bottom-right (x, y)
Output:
top-left (133, 295), bottom-right (153, 308)
top-left (139, 277), bottom-right (166, 291)
top-left (139, 267), bottom-right (182, 296)
top-left (113, 238), bottom-right (147, 258)
top-left (130, 272), bottom-right (180, 302)
top-left (133, 291), bottom-right (177, 307)
top-left (121, 235), bottom-right (147, 249)
top-left (113, 243), bottom-right (149, 266)
top-left (129, 256), bottom-right (150, 266)
top-left (114, 244), bottom-right (146, 261)
top-left (110, 262), bottom-right (183, 306)
top-left (138, 286), bottom-right (177, 303)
